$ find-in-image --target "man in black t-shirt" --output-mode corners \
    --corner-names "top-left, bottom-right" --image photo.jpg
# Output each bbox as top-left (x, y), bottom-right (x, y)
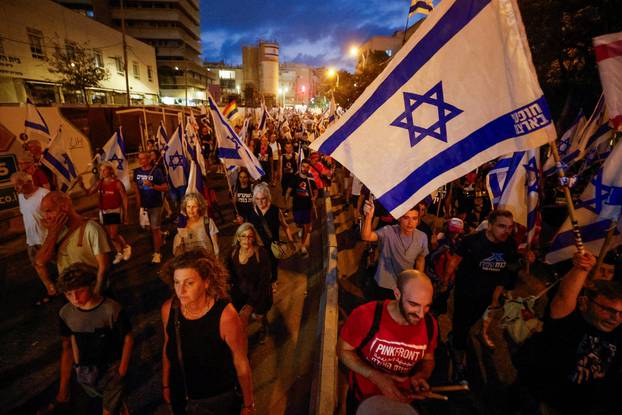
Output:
top-left (285, 159), bottom-right (317, 257)
top-left (280, 142), bottom-right (298, 197)
top-left (443, 209), bottom-right (525, 383)
top-left (517, 251), bottom-right (622, 414)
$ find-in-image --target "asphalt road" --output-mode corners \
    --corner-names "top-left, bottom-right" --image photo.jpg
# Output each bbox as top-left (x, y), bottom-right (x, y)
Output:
top-left (0, 174), bottom-right (325, 415)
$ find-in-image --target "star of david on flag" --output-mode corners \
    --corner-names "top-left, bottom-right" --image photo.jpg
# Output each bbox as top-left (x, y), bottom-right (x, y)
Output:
top-left (391, 82), bottom-right (463, 146)
top-left (101, 128), bottom-right (130, 190)
top-left (542, 110), bottom-right (586, 176)
top-left (163, 125), bottom-right (188, 189)
top-left (311, 0), bottom-right (556, 219)
top-left (546, 140), bottom-right (622, 263)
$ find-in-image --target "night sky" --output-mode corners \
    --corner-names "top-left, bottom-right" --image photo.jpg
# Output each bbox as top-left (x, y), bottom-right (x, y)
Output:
top-left (200, 0), bottom-right (432, 69)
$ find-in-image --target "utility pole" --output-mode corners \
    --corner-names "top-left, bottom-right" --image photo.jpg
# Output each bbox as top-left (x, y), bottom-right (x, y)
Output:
top-left (120, 0), bottom-right (131, 106)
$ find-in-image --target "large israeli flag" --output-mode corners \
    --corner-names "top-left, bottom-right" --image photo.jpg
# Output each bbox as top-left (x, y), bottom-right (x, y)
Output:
top-left (579, 94), bottom-right (614, 169)
top-left (208, 95), bottom-right (265, 180)
top-left (41, 127), bottom-right (78, 192)
top-left (546, 140), bottom-right (622, 263)
top-left (486, 148), bottom-right (540, 243)
top-left (101, 128), bottom-right (130, 190)
top-left (163, 125), bottom-right (188, 189)
top-left (311, 0), bottom-right (556, 218)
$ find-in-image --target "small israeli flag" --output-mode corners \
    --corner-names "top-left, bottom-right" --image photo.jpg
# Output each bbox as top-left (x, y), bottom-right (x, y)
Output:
top-left (311, 0), bottom-right (556, 219)
top-left (41, 127), bottom-right (77, 192)
top-left (101, 128), bottom-right (130, 190)
top-left (163, 125), bottom-right (188, 189)
top-left (208, 94), bottom-right (265, 180)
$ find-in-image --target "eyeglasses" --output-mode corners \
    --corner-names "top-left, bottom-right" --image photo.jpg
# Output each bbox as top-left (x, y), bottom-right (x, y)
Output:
top-left (239, 234), bottom-right (254, 239)
top-left (589, 298), bottom-right (622, 318)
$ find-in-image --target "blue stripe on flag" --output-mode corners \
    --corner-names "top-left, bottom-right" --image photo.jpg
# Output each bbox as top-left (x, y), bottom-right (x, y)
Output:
top-left (549, 220), bottom-right (619, 252)
top-left (586, 124), bottom-right (611, 148)
top-left (43, 152), bottom-right (71, 181)
top-left (377, 96), bottom-right (552, 211)
top-left (318, 0), bottom-right (491, 154)
top-left (218, 148), bottom-right (242, 160)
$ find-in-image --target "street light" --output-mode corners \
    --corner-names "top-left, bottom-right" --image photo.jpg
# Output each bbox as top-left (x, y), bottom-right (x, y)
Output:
top-left (349, 45), bottom-right (366, 68)
top-left (326, 67), bottom-right (339, 89)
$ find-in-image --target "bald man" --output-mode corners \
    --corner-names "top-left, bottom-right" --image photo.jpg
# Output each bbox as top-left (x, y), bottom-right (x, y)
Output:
top-left (338, 270), bottom-right (438, 414)
top-left (36, 192), bottom-right (111, 294)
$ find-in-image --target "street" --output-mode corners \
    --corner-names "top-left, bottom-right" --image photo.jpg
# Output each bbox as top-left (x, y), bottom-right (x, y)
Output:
top-left (0, 173), bottom-right (325, 415)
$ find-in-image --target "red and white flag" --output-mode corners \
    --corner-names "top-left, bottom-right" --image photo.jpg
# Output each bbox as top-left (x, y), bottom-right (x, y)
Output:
top-left (594, 32), bottom-right (622, 130)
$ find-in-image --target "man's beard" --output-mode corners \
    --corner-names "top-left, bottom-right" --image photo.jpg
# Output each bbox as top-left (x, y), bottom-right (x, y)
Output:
top-left (398, 297), bottom-right (421, 325)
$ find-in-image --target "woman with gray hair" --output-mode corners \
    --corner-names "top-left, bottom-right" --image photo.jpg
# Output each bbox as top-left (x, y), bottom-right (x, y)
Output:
top-left (80, 161), bottom-right (131, 265)
top-left (247, 182), bottom-right (293, 291)
top-left (173, 192), bottom-right (220, 257)
top-left (227, 223), bottom-right (272, 339)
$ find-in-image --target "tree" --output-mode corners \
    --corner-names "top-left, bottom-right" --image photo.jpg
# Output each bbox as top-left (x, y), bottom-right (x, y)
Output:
top-left (518, 0), bottom-right (622, 127)
top-left (48, 42), bottom-right (109, 106)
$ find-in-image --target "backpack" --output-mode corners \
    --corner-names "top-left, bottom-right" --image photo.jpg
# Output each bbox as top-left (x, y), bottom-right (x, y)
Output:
top-left (351, 302), bottom-right (437, 401)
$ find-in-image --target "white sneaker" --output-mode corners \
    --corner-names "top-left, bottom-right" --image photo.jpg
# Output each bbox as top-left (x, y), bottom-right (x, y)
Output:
top-left (112, 252), bottom-right (124, 265)
top-left (122, 245), bottom-right (132, 261)
top-left (151, 252), bottom-right (161, 264)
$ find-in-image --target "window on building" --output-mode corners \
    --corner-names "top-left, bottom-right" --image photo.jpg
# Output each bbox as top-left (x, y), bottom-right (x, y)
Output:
top-left (132, 61), bottom-right (140, 79)
top-left (219, 70), bottom-right (235, 80)
top-left (65, 41), bottom-right (76, 59)
top-left (93, 50), bottom-right (104, 68)
top-left (147, 65), bottom-right (153, 82)
top-left (114, 57), bottom-right (124, 74)
top-left (27, 28), bottom-right (45, 60)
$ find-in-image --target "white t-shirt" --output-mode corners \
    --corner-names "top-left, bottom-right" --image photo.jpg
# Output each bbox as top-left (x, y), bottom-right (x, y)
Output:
top-left (18, 187), bottom-right (49, 246)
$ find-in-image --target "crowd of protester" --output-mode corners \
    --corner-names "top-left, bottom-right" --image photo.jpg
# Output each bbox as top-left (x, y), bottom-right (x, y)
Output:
top-left (9, 106), bottom-right (622, 415)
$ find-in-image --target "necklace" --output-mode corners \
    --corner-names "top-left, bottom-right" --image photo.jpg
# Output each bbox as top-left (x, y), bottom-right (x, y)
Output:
top-left (183, 297), bottom-right (213, 319)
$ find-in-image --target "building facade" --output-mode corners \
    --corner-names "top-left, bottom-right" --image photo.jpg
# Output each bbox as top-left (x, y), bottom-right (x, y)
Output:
top-left (242, 40), bottom-right (279, 107)
top-left (279, 62), bottom-right (319, 107)
top-left (0, 0), bottom-right (159, 105)
top-left (55, 0), bottom-right (207, 106)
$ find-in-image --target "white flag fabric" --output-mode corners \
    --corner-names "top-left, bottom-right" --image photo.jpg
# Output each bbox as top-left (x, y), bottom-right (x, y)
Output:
top-left (186, 159), bottom-right (200, 195)
top-left (486, 148), bottom-right (540, 242)
top-left (24, 99), bottom-right (52, 143)
top-left (546, 141), bottom-right (622, 263)
top-left (163, 125), bottom-right (188, 189)
top-left (41, 127), bottom-right (78, 192)
top-left (208, 95), bottom-right (265, 180)
top-left (594, 32), bottom-right (622, 131)
top-left (101, 128), bottom-right (130, 190)
top-left (542, 111), bottom-right (586, 176)
top-left (310, 0), bottom-right (556, 218)
top-left (185, 115), bottom-right (207, 177)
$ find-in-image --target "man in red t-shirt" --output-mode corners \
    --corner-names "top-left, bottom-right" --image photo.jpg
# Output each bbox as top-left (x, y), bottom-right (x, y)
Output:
top-left (338, 270), bottom-right (437, 413)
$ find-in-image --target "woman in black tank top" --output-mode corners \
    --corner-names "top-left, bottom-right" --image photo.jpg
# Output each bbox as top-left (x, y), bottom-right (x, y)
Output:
top-left (160, 250), bottom-right (256, 415)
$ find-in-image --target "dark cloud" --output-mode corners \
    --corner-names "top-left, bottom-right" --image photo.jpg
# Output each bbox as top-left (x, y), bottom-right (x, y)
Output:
top-left (200, 0), bottom-right (416, 67)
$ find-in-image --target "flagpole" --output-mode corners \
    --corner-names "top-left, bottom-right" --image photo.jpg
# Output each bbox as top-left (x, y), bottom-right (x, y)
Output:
top-left (550, 141), bottom-right (585, 254)
top-left (402, 13), bottom-right (411, 45)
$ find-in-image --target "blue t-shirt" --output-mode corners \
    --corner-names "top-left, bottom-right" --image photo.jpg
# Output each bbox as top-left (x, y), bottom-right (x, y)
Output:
top-left (133, 167), bottom-right (165, 208)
